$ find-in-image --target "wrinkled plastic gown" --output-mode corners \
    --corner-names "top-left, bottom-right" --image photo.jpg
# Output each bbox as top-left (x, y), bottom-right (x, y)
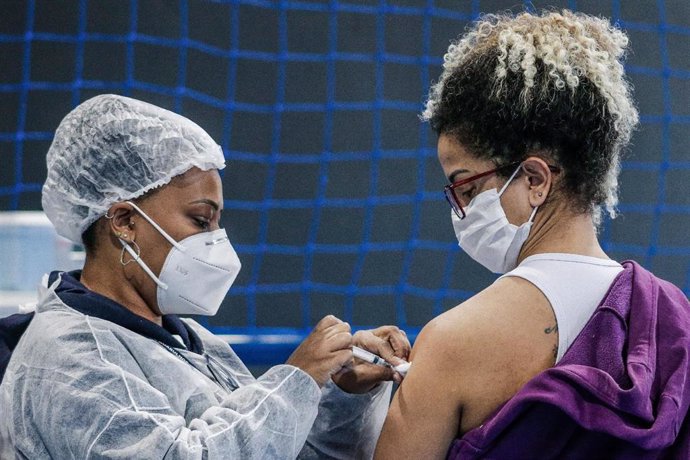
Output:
top-left (0, 276), bottom-right (391, 459)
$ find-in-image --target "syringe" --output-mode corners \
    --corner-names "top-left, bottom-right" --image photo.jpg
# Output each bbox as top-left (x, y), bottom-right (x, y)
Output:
top-left (352, 346), bottom-right (411, 376)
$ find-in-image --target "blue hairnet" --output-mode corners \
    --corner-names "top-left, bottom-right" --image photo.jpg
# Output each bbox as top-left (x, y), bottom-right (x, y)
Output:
top-left (41, 94), bottom-right (226, 243)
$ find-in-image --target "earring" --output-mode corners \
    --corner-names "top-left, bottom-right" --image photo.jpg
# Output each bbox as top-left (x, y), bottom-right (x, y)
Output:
top-left (538, 192), bottom-right (543, 197)
top-left (120, 240), bottom-right (141, 266)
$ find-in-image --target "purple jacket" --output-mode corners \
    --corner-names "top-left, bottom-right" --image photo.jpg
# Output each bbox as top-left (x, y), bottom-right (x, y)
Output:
top-left (448, 261), bottom-right (690, 459)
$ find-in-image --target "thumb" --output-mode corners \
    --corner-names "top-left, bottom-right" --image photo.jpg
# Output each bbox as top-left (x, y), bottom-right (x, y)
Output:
top-left (315, 314), bottom-right (343, 331)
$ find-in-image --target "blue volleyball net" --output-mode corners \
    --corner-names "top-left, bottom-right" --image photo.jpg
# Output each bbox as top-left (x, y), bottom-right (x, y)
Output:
top-left (1, 0), bottom-right (689, 363)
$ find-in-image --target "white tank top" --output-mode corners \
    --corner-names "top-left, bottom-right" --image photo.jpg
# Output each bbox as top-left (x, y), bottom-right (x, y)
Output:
top-left (497, 253), bottom-right (624, 363)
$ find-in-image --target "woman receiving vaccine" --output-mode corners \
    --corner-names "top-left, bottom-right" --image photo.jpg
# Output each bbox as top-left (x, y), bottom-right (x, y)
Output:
top-left (375, 10), bottom-right (690, 459)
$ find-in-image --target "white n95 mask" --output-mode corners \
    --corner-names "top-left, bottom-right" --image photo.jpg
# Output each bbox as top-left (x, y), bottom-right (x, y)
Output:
top-left (451, 165), bottom-right (538, 274)
top-left (119, 201), bottom-right (241, 316)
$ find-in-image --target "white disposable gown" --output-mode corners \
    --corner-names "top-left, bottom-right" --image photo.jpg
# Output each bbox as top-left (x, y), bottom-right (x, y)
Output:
top-left (0, 274), bottom-right (391, 459)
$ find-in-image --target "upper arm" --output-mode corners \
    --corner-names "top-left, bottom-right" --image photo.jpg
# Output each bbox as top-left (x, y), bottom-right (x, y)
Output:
top-left (374, 317), bottom-right (466, 460)
top-left (374, 278), bottom-right (557, 459)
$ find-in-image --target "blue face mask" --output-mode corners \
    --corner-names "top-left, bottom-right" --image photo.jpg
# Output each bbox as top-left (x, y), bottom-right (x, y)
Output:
top-left (451, 165), bottom-right (538, 274)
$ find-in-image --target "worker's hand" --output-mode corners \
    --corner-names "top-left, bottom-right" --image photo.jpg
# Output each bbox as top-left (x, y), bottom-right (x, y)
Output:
top-left (286, 315), bottom-right (353, 387)
top-left (332, 325), bottom-right (411, 394)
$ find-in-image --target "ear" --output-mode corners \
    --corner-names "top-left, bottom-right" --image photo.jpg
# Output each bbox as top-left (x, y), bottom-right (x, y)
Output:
top-left (106, 202), bottom-right (137, 245)
top-left (521, 157), bottom-right (554, 207)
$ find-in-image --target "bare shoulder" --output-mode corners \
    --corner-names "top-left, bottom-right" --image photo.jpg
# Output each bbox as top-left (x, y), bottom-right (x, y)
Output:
top-left (415, 275), bottom-right (555, 360)
top-left (411, 275), bottom-right (558, 431)
top-left (375, 276), bottom-right (559, 458)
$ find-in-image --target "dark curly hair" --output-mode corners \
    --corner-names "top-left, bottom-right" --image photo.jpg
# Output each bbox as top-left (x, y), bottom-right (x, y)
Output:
top-left (424, 10), bottom-right (638, 223)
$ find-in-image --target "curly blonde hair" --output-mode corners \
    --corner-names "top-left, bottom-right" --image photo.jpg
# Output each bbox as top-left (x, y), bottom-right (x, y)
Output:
top-left (424, 10), bottom-right (638, 223)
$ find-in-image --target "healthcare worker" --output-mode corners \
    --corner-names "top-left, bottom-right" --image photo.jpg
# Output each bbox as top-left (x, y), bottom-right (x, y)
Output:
top-left (0, 94), bottom-right (410, 459)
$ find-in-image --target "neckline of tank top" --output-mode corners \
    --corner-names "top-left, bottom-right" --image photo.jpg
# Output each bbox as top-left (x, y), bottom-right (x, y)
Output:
top-left (520, 252), bottom-right (623, 268)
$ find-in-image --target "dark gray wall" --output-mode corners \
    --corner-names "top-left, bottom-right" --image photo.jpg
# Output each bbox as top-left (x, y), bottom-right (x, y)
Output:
top-left (1, 0), bottom-right (689, 333)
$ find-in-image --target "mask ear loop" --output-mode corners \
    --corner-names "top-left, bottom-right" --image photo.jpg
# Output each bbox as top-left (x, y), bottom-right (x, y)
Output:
top-left (119, 238), bottom-right (169, 290)
top-left (527, 204), bottom-right (539, 224)
top-left (498, 164), bottom-right (523, 197)
top-left (107, 203), bottom-right (170, 290)
top-left (119, 239), bottom-right (141, 266)
top-left (497, 163), bottom-right (540, 225)
top-left (125, 201), bottom-right (186, 253)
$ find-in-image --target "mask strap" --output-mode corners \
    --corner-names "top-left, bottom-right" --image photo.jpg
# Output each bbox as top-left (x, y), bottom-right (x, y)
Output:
top-left (498, 164), bottom-right (539, 225)
top-left (125, 201), bottom-right (185, 252)
top-left (498, 164), bottom-right (523, 197)
top-left (119, 238), bottom-right (169, 290)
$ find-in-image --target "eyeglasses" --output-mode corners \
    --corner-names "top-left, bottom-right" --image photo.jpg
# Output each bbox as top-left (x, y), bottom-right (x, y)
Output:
top-left (444, 161), bottom-right (561, 219)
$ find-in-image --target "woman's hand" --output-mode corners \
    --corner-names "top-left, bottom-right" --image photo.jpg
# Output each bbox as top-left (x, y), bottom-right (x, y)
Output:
top-left (332, 325), bottom-right (411, 394)
top-left (286, 315), bottom-right (354, 387)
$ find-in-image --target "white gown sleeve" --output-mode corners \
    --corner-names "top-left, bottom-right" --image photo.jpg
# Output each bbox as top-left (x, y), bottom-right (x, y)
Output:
top-left (299, 380), bottom-right (393, 459)
top-left (5, 352), bottom-right (321, 459)
top-left (2, 310), bottom-right (390, 460)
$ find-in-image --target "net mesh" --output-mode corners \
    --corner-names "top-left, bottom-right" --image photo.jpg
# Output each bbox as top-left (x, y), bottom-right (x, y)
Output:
top-left (1, 1), bottom-right (689, 349)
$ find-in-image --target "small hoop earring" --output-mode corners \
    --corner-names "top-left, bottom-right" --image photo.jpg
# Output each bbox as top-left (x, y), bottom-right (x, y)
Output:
top-left (105, 212), bottom-right (114, 219)
top-left (120, 240), bottom-right (141, 266)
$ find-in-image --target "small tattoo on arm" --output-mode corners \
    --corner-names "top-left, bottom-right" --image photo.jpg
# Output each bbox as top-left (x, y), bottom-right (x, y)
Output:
top-left (544, 323), bottom-right (558, 334)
